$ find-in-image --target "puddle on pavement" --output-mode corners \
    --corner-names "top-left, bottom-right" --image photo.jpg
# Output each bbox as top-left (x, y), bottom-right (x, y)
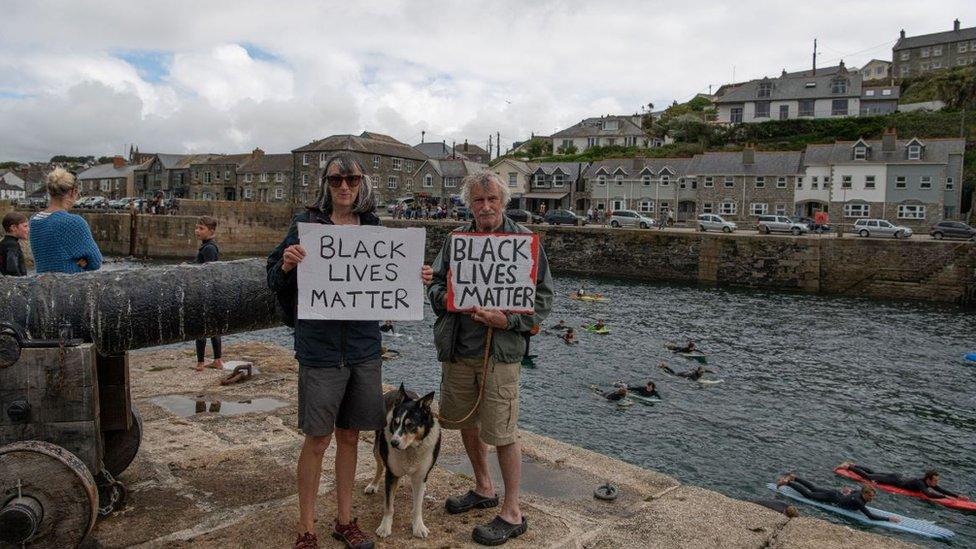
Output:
top-left (150, 395), bottom-right (288, 417)
top-left (439, 454), bottom-right (595, 500)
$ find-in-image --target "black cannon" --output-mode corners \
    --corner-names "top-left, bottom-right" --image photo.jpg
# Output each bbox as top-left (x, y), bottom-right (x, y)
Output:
top-left (0, 259), bottom-right (279, 547)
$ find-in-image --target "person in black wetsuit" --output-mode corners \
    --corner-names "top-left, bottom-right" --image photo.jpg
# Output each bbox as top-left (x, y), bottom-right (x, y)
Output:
top-left (776, 474), bottom-right (900, 522)
top-left (668, 341), bottom-right (696, 354)
top-left (838, 463), bottom-right (968, 500)
top-left (627, 381), bottom-right (660, 398)
top-left (553, 319), bottom-right (568, 331)
top-left (604, 386), bottom-right (627, 401)
top-left (379, 320), bottom-right (395, 333)
top-left (658, 363), bottom-right (711, 381)
top-left (562, 327), bottom-right (576, 344)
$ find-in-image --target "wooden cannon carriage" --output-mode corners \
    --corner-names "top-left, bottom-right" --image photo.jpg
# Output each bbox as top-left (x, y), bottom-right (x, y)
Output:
top-left (0, 260), bottom-right (277, 547)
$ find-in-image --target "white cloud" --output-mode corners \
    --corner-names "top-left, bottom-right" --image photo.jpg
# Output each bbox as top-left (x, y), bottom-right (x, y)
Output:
top-left (1, 0), bottom-right (974, 160)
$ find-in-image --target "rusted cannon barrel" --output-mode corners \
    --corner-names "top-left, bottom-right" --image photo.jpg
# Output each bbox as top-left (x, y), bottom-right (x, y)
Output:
top-left (0, 259), bottom-right (279, 354)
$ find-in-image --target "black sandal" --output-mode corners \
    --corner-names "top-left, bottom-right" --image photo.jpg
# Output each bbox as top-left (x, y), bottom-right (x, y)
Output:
top-left (472, 515), bottom-right (528, 546)
top-left (445, 490), bottom-right (499, 514)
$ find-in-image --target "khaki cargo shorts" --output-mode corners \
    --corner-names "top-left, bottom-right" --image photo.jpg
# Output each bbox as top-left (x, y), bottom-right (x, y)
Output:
top-left (439, 356), bottom-right (520, 446)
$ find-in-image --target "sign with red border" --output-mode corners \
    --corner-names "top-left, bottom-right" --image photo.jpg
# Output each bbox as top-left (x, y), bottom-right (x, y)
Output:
top-left (446, 232), bottom-right (540, 313)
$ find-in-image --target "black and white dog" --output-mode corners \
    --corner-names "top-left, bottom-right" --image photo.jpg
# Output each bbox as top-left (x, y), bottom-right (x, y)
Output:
top-left (365, 384), bottom-right (441, 539)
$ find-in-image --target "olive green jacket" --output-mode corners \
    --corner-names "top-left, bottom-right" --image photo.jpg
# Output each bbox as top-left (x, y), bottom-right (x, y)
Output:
top-left (428, 216), bottom-right (554, 363)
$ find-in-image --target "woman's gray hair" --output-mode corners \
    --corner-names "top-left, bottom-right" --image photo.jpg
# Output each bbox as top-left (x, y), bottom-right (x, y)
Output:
top-left (460, 171), bottom-right (511, 208)
top-left (313, 152), bottom-right (376, 214)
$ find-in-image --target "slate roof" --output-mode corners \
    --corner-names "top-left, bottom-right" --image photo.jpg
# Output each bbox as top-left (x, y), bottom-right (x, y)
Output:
top-left (551, 115), bottom-right (645, 138)
top-left (583, 158), bottom-right (695, 178)
top-left (715, 70), bottom-right (861, 103)
top-left (239, 153), bottom-right (293, 173)
top-left (419, 159), bottom-right (486, 177)
top-left (191, 153), bottom-right (254, 167)
top-left (77, 162), bottom-right (141, 180)
top-left (687, 151), bottom-right (803, 175)
top-left (455, 142), bottom-right (488, 156)
top-left (0, 170), bottom-right (24, 188)
top-left (294, 132), bottom-right (427, 160)
top-left (826, 138), bottom-right (965, 164)
top-left (802, 144), bottom-right (834, 166)
top-left (173, 154), bottom-right (221, 169)
top-left (414, 142), bottom-right (456, 159)
top-left (528, 162), bottom-right (587, 179)
top-left (0, 181), bottom-right (23, 192)
top-left (895, 26), bottom-right (976, 50)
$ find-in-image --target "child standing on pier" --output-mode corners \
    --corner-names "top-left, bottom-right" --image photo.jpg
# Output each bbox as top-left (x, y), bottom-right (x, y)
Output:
top-left (1, 212), bottom-right (29, 276)
top-left (194, 216), bottom-right (224, 372)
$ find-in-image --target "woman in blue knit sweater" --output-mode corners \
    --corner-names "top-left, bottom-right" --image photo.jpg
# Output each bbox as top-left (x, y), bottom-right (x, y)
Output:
top-left (29, 167), bottom-right (103, 273)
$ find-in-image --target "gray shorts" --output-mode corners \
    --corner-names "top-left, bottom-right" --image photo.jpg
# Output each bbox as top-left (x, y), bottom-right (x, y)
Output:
top-left (298, 359), bottom-right (386, 437)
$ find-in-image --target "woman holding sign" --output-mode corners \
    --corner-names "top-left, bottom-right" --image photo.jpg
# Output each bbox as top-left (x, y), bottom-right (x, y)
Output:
top-left (267, 153), bottom-right (432, 549)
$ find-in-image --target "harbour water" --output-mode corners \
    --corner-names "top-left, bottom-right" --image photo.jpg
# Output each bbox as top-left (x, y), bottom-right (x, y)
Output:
top-left (129, 259), bottom-right (974, 545)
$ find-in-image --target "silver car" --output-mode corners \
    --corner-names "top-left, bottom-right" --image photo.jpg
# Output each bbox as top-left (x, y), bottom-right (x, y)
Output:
top-left (756, 215), bottom-right (808, 235)
top-left (697, 214), bottom-right (736, 233)
top-left (609, 209), bottom-right (655, 229)
top-left (853, 219), bottom-right (913, 239)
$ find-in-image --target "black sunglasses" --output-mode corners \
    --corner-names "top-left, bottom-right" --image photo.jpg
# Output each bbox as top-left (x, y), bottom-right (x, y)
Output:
top-left (326, 174), bottom-right (363, 188)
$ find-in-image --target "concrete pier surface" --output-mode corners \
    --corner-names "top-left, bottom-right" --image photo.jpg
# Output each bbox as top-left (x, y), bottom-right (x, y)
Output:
top-left (93, 342), bottom-right (916, 548)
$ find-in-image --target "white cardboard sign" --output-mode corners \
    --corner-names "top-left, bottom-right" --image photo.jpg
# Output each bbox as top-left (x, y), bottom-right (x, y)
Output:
top-left (447, 232), bottom-right (540, 313)
top-left (297, 224), bottom-right (426, 321)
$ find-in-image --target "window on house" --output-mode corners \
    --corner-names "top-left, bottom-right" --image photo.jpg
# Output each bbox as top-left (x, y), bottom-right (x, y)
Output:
top-left (811, 176), bottom-right (819, 189)
top-left (730, 107), bottom-right (743, 124)
top-left (203, 192), bottom-right (212, 200)
top-left (275, 187), bottom-right (284, 199)
top-left (720, 201), bottom-right (737, 215)
top-left (204, 172), bottom-right (212, 183)
top-left (895, 176), bottom-right (906, 188)
top-left (779, 104), bottom-right (789, 120)
top-left (612, 199), bottom-right (624, 210)
top-left (587, 137), bottom-right (598, 148)
top-left (423, 174), bottom-right (433, 187)
top-left (445, 177), bottom-right (459, 188)
top-left (561, 139), bottom-right (572, 150)
top-left (932, 61), bottom-right (942, 69)
top-left (597, 175), bottom-right (606, 186)
top-left (842, 175), bottom-right (852, 189)
top-left (797, 177), bottom-right (804, 189)
top-left (405, 161), bottom-right (413, 172)
top-left (921, 62), bottom-right (930, 71)
top-left (908, 145), bottom-right (921, 160)
top-left (614, 175), bottom-right (623, 185)
top-left (900, 65), bottom-right (910, 77)
top-left (799, 100), bottom-right (815, 117)
top-left (831, 78), bottom-right (847, 94)
top-left (702, 202), bottom-right (713, 214)
top-left (900, 51), bottom-right (910, 60)
top-left (602, 120), bottom-right (619, 131)
top-left (373, 156), bottom-right (380, 169)
top-left (882, 89), bottom-right (892, 96)
top-left (946, 177), bottom-right (955, 190)
top-left (898, 204), bottom-right (926, 219)
top-left (607, 138), bottom-right (616, 146)
top-left (224, 170), bottom-right (230, 180)
top-left (704, 177), bottom-right (714, 188)
top-left (755, 176), bottom-right (765, 188)
top-left (844, 203), bottom-right (870, 217)
top-left (244, 174), bottom-right (253, 182)
top-left (920, 176), bottom-right (932, 189)
top-left (302, 154), bottom-right (309, 166)
top-left (724, 176), bottom-right (734, 188)
top-left (553, 174), bottom-right (565, 187)
top-left (750, 203), bottom-right (768, 215)
top-left (933, 46), bottom-right (942, 56)
top-left (260, 173), bottom-right (268, 182)
top-left (506, 173), bottom-right (516, 187)
top-left (755, 101), bottom-right (770, 118)
top-left (865, 175), bottom-right (876, 189)
top-left (639, 200), bottom-right (654, 212)
top-left (921, 47), bottom-right (930, 58)
top-left (775, 203), bottom-right (787, 215)
top-left (776, 177), bottom-right (787, 188)
top-left (865, 89), bottom-right (875, 97)
top-left (659, 201), bottom-right (670, 212)
top-left (276, 172), bottom-right (284, 182)
top-left (959, 58), bottom-right (968, 66)
top-left (757, 82), bottom-right (772, 98)
top-left (660, 175), bottom-right (670, 186)
top-left (831, 99), bottom-right (848, 116)
top-left (392, 158), bottom-right (402, 171)
top-left (642, 175), bottom-right (652, 186)
top-left (243, 188), bottom-right (253, 199)
top-left (319, 152), bottom-right (326, 165)
top-left (961, 42), bottom-right (970, 53)
top-left (387, 176), bottom-right (398, 189)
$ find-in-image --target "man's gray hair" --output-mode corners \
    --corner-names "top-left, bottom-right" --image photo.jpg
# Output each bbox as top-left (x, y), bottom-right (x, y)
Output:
top-left (460, 171), bottom-right (511, 209)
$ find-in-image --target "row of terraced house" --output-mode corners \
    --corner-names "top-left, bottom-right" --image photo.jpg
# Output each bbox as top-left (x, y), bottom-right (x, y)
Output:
top-left (496, 131), bottom-right (964, 230)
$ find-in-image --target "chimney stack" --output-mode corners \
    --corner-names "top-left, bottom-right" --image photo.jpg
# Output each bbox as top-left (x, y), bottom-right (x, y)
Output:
top-left (421, 131), bottom-right (425, 143)
top-left (113, 156), bottom-right (125, 169)
top-left (452, 141), bottom-right (456, 159)
top-left (742, 146), bottom-right (755, 165)
top-left (900, 29), bottom-right (906, 39)
top-left (882, 128), bottom-right (897, 152)
top-left (954, 19), bottom-right (960, 31)
top-left (252, 147), bottom-right (264, 158)
top-left (463, 139), bottom-right (469, 152)
top-left (632, 156), bottom-right (645, 171)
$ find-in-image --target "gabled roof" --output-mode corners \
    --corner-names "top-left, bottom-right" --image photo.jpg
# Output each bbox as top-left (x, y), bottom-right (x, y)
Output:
top-left (417, 159), bottom-right (486, 178)
top-left (687, 151), bottom-right (803, 175)
top-left (77, 162), bottom-right (140, 180)
top-left (239, 153), bottom-right (293, 174)
top-left (895, 25), bottom-right (976, 50)
top-left (526, 162), bottom-right (587, 179)
top-left (583, 158), bottom-right (695, 178)
top-left (851, 138), bottom-right (871, 149)
top-left (414, 142), bottom-right (458, 160)
top-left (173, 154), bottom-right (221, 169)
top-left (827, 137), bottom-right (963, 164)
top-left (0, 180), bottom-right (24, 192)
top-left (294, 132), bottom-right (427, 160)
top-left (551, 115), bottom-right (645, 139)
top-left (715, 70), bottom-right (861, 103)
top-left (455, 142), bottom-right (488, 156)
top-left (490, 158), bottom-right (531, 173)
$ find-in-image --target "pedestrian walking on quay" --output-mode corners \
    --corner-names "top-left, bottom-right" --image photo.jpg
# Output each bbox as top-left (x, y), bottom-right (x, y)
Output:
top-left (267, 152), bottom-right (432, 549)
top-left (29, 167), bottom-right (103, 273)
top-left (193, 215), bottom-right (224, 372)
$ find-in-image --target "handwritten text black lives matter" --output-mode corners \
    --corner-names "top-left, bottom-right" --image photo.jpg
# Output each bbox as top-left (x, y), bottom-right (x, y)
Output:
top-left (297, 224), bottom-right (426, 321)
top-left (447, 232), bottom-right (539, 313)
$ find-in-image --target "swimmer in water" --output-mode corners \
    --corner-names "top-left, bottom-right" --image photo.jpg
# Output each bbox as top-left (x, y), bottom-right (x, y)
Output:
top-left (837, 463), bottom-right (968, 500)
top-left (658, 363), bottom-right (713, 381)
top-left (627, 381), bottom-right (659, 398)
top-left (776, 474), bottom-right (900, 522)
top-left (562, 327), bottom-right (576, 344)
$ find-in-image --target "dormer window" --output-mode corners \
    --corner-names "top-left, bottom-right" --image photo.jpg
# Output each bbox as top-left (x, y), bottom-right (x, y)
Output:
top-left (854, 146), bottom-right (867, 160)
top-left (602, 120), bottom-right (619, 131)
top-left (907, 145), bottom-right (921, 160)
top-left (865, 90), bottom-right (875, 96)
top-left (804, 82), bottom-right (816, 88)
top-left (831, 78), bottom-right (848, 94)
top-left (757, 82), bottom-right (772, 98)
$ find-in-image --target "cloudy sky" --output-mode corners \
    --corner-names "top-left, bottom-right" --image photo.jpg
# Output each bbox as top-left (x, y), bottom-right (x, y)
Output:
top-left (1, 1), bottom-right (973, 161)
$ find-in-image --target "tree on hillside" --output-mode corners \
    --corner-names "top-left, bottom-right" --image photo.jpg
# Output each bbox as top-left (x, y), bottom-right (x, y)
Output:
top-left (934, 68), bottom-right (976, 109)
top-left (0, 161), bottom-right (21, 170)
top-left (669, 114), bottom-right (714, 144)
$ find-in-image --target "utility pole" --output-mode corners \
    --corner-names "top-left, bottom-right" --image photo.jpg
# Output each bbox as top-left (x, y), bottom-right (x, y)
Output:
top-left (813, 38), bottom-right (817, 75)
top-left (497, 132), bottom-right (500, 159)
top-left (488, 135), bottom-right (493, 159)
top-left (421, 130), bottom-right (425, 143)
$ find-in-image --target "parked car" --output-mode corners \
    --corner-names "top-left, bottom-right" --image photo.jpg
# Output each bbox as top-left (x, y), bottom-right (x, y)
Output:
top-left (108, 198), bottom-right (128, 209)
top-left (929, 220), bottom-right (976, 240)
top-left (609, 209), bottom-right (655, 229)
top-left (545, 209), bottom-right (585, 226)
top-left (75, 196), bottom-right (108, 209)
top-left (505, 209), bottom-right (543, 224)
top-left (386, 196), bottom-right (415, 215)
top-left (853, 219), bottom-right (913, 239)
top-left (697, 214), bottom-right (736, 233)
top-left (756, 215), bottom-right (808, 235)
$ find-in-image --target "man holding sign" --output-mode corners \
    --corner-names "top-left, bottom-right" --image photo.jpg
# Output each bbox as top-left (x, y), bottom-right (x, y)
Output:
top-left (428, 172), bottom-right (553, 546)
top-left (267, 153), bottom-right (432, 549)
